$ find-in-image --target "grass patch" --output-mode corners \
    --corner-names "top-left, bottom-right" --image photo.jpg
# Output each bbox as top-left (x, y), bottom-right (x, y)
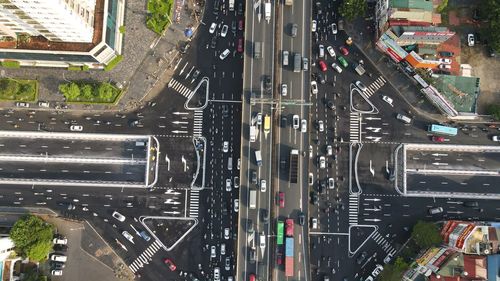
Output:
top-left (104, 55), bottom-right (123, 72)
top-left (68, 65), bottom-right (91, 71)
top-left (58, 81), bottom-right (122, 104)
top-left (0, 61), bottom-right (21, 68)
top-left (147, 0), bottom-right (174, 34)
top-left (0, 78), bottom-right (37, 101)
top-left (119, 25), bottom-right (126, 34)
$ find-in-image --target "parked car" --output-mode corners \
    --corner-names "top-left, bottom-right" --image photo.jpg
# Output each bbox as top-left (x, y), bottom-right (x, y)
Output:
top-left (439, 51), bottom-right (454, 57)
top-left (331, 63), bottom-right (342, 73)
top-left (70, 125), bottom-right (83, 131)
top-left (467, 34), bottom-right (475, 46)
top-left (355, 81), bottom-right (367, 92)
top-left (164, 258), bottom-right (177, 271)
top-left (312, 20), bottom-right (317, 32)
top-left (221, 25), bottom-right (228, 37)
top-left (51, 270), bottom-right (63, 276)
top-left (122, 231), bottom-right (135, 244)
top-left (15, 102), bottom-right (30, 108)
top-left (438, 58), bottom-right (452, 64)
top-left (318, 60), bottom-right (327, 72)
top-left (327, 46), bottom-right (336, 57)
top-left (311, 81), bottom-right (318, 94)
top-left (112, 211), bottom-right (126, 222)
top-left (53, 237), bottom-right (68, 245)
top-left (291, 24), bottom-right (298, 37)
top-left (339, 46), bottom-right (349, 56)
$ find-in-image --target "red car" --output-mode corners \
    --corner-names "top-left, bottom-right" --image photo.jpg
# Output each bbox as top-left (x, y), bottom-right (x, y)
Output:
top-left (432, 136), bottom-right (445, 142)
top-left (164, 258), bottom-right (176, 271)
top-left (238, 19), bottom-right (244, 31)
top-left (276, 251), bottom-right (283, 264)
top-left (249, 273), bottom-right (256, 281)
top-left (237, 38), bottom-right (243, 53)
top-left (339, 46), bottom-right (349, 56)
top-left (285, 218), bottom-right (294, 237)
top-left (278, 192), bottom-right (285, 208)
top-left (318, 60), bottom-right (327, 72)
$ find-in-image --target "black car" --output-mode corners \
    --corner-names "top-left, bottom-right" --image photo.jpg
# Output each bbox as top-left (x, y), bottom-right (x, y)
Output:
top-left (53, 244), bottom-right (68, 252)
top-left (237, 3), bottom-right (244, 15)
top-left (439, 51), bottom-right (454, 57)
top-left (261, 209), bottom-right (269, 223)
top-left (51, 262), bottom-right (66, 270)
top-left (222, 104), bottom-right (229, 118)
top-left (298, 212), bottom-right (305, 226)
top-left (281, 116), bottom-right (287, 127)
top-left (317, 181), bottom-right (325, 194)
top-left (251, 170), bottom-right (257, 184)
top-left (327, 101), bottom-right (335, 110)
top-left (247, 219), bottom-right (254, 233)
top-left (264, 76), bottom-right (272, 93)
top-left (210, 36), bottom-right (217, 49)
top-left (356, 251), bottom-right (368, 265)
top-left (310, 192), bottom-right (319, 205)
top-left (463, 201), bottom-right (479, 208)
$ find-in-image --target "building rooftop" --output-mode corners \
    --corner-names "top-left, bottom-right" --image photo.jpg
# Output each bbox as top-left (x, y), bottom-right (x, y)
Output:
top-left (391, 0), bottom-right (434, 11)
top-left (432, 75), bottom-right (480, 113)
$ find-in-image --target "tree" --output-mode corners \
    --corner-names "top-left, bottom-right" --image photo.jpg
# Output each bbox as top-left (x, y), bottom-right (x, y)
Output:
top-left (411, 220), bottom-right (442, 249)
top-left (0, 79), bottom-right (20, 98)
top-left (339, 0), bottom-right (366, 21)
top-left (487, 104), bottom-right (500, 120)
top-left (480, 0), bottom-right (500, 52)
top-left (9, 215), bottom-right (54, 261)
top-left (59, 82), bottom-right (80, 101)
top-left (97, 83), bottom-right (117, 101)
top-left (379, 257), bottom-right (409, 281)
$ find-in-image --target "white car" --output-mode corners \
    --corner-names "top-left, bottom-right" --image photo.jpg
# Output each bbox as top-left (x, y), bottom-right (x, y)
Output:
top-left (319, 156), bottom-right (326, 169)
top-left (225, 179), bottom-right (232, 191)
top-left (209, 22), bottom-right (217, 34)
top-left (331, 63), bottom-right (342, 73)
top-left (331, 23), bottom-right (338, 34)
top-left (301, 119), bottom-right (307, 133)
top-left (259, 232), bottom-right (266, 248)
top-left (326, 145), bottom-right (333, 156)
top-left (311, 217), bottom-right (318, 229)
top-left (372, 264), bottom-right (384, 278)
top-left (214, 267), bottom-right (221, 281)
top-left (122, 231), bottom-right (135, 244)
top-left (492, 136), bottom-right (499, 142)
top-left (260, 179), bottom-right (267, 192)
top-left (309, 145), bottom-right (313, 158)
top-left (256, 113), bottom-right (263, 125)
top-left (53, 238), bottom-right (68, 245)
top-left (311, 81), bottom-right (318, 94)
top-left (312, 20), bottom-right (317, 32)
top-left (439, 64), bottom-right (451, 69)
top-left (317, 120), bottom-right (324, 132)
top-left (467, 33), bottom-right (475, 46)
top-left (223, 141), bottom-right (229, 153)
top-left (318, 44), bottom-right (325, 58)
top-left (355, 80), bottom-right (368, 92)
top-left (381, 95), bottom-right (394, 106)
top-left (112, 211), bottom-right (126, 222)
top-left (234, 199), bottom-right (239, 212)
top-left (70, 125), bottom-right (83, 132)
top-left (327, 46), bottom-right (336, 58)
top-left (219, 49), bottom-right (230, 60)
top-left (211, 245), bottom-right (216, 258)
top-left (438, 58), bottom-right (452, 64)
top-left (15, 102), bottom-right (30, 108)
top-left (281, 83), bottom-right (288, 96)
top-left (51, 270), bottom-right (63, 276)
top-left (328, 178), bottom-right (335, 189)
top-left (38, 101), bottom-right (50, 107)
top-left (308, 173), bottom-right (314, 186)
top-left (221, 25), bottom-right (228, 37)
top-left (292, 115), bottom-right (300, 129)
top-left (224, 228), bottom-right (230, 240)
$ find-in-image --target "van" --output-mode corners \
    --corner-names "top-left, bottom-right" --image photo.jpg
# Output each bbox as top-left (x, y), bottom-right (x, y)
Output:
top-left (396, 114), bottom-right (412, 124)
top-left (221, 243), bottom-right (226, 255)
top-left (51, 254), bottom-right (67, 263)
top-left (227, 157), bottom-right (233, 171)
top-left (282, 50), bottom-right (289, 66)
top-left (428, 207), bottom-right (443, 215)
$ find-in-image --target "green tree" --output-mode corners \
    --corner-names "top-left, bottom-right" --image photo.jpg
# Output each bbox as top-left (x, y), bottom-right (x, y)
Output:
top-left (0, 79), bottom-right (20, 98)
top-left (411, 221), bottom-right (442, 249)
top-left (97, 83), bottom-right (116, 101)
top-left (379, 257), bottom-right (410, 281)
top-left (81, 84), bottom-right (94, 101)
top-left (9, 215), bottom-right (54, 261)
top-left (339, 0), bottom-right (366, 21)
top-left (480, 0), bottom-right (500, 52)
top-left (487, 104), bottom-right (500, 120)
top-left (59, 82), bottom-right (81, 101)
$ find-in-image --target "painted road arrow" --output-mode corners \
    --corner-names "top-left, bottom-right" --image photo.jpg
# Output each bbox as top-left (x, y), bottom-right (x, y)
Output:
top-left (447, 210), bottom-right (464, 214)
top-left (172, 121), bottom-right (189, 124)
top-left (365, 198), bottom-right (381, 202)
top-left (432, 153), bottom-right (448, 157)
top-left (172, 130), bottom-right (189, 134)
top-left (432, 162), bottom-right (448, 166)
top-left (363, 218), bottom-right (381, 222)
top-left (173, 112), bottom-right (189, 115)
top-left (364, 117), bottom-right (381, 120)
top-left (162, 211), bottom-right (181, 215)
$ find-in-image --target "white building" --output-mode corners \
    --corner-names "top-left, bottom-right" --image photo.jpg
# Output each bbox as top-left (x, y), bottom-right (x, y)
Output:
top-left (0, 0), bottom-right (95, 42)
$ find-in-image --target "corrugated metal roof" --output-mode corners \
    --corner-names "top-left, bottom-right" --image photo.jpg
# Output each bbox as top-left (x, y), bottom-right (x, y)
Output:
top-left (391, 0), bottom-right (434, 11)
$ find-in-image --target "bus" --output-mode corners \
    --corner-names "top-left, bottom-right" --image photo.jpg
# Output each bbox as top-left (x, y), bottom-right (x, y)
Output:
top-left (277, 220), bottom-right (284, 245)
top-left (428, 124), bottom-right (458, 136)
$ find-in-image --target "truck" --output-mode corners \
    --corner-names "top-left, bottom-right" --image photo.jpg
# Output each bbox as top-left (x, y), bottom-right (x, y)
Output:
top-left (285, 0), bottom-right (293, 6)
top-left (293, 53), bottom-right (301, 73)
top-left (255, 150), bottom-right (262, 167)
top-left (250, 125), bottom-right (258, 142)
top-left (289, 149), bottom-right (299, 183)
top-left (265, 2), bottom-right (271, 23)
top-left (249, 189), bottom-right (257, 209)
top-left (229, 0), bottom-right (234, 11)
top-left (354, 62), bottom-right (365, 75)
top-left (254, 42), bottom-right (261, 59)
top-left (263, 115), bottom-right (271, 138)
top-left (285, 237), bottom-right (294, 277)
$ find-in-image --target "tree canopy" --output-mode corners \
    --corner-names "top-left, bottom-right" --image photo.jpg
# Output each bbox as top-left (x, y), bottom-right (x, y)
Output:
top-left (411, 220), bottom-right (443, 249)
top-left (486, 104), bottom-right (500, 120)
top-left (339, 0), bottom-right (367, 21)
top-left (480, 0), bottom-right (500, 52)
top-left (9, 215), bottom-right (54, 261)
top-left (379, 257), bottom-right (410, 281)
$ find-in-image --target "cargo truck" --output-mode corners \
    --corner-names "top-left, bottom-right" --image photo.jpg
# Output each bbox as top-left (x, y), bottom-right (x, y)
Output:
top-left (265, 2), bottom-right (271, 23)
top-left (354, 62), bottom-right (365, 75)
top-left (263, 115), bottom-right (271, 138)
top-left (249, 189), bottom-right (257, 209)
top-left (250, 125), bottom-right (258, 142)
top-left (285, 237), bottom-right (294, 277)
top-left (293, 53), bottom-right (301, 73)
top-left (255, 150), bottom-right (262, 167)
top-left (254, 42), bottom-right (261, 59)
top-left (289, 149), bottom-right (299, 183)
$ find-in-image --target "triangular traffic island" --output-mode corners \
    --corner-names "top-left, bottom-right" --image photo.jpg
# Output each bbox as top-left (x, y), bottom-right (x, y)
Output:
top-left (140, 216), bottom-right (198, 251)
top-left (348, 224), bottom-right (377, 257)
top-left (185, 77), bottom-right (209, 110)
top-left (349, 84), bottom-right (378, 114)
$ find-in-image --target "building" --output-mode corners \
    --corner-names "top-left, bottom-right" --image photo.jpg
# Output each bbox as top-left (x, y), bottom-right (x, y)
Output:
top-left (0, 236), bottom-right (20, 281)
top-left (0, 0), bottom-right (124, 68)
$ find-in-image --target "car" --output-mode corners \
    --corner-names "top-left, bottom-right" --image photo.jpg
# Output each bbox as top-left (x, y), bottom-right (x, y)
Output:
top-left (308, 173), bottom-right (314, 185)
top-left (225, 179), bottom-right (232, 191)
top-left (280, 116), bottom-right (287, 128)
top-left (122, 231), bottom-right (135, 244)
top-left (285, 218), bottom-right (294, 236)
top-left (331, 23), bottom-right (338, 34)
top-left (439, 51), bottom-right (454, 57)
top-left (331, 63), bottom-right (342, 73)
top-left (438, 58), bottom-right (452, 64)
top-left (260, 179), bottom-right (267, 192)
top-left (318, 44), bottom-right (325, 58)
top-left (211, 245), bottom-right (216, 257)
top-left (298, 212), bottom-right (305, 226)
top-left (264, 76), bottom-right (272, 92)
top-left (164, 258), bottom-right (177, 271)
top-left (312, 20), bottom-right (317, 32)
top-left (311, 81), bottom-right (318, 94)
top-left (493, 136), bottom-right (500, 142)
top-left (224, 228), bottom-right (230, 240)
top-left (256, 113), bottom-right (263, 125)
top-left (38, 101), bottom-right (50, 107)
top-left (302, 57), bottom-right (309, 71)
top-left (209, 22), bottom-right (217, 33)
top-left (282, 50), bottom-right (289, 66)
top-left (356, 251), bottom-right (368, 264)
top-left (220, 243), bottom-right (226, 255)
top-left (238, 2), bottom-right (244, 14)
top-left (51, 261), bottom-right (66, 270)
top-left (319, 156), bottom-right (326, 169)
top-left (281, 83), bottom-right (288, 96)
top-left (221, 25), bottom-right (228, 37)
top-left (326, 46), bottom-right (336, 57)
top-left (112, 211), bottom-right (125, 222)
top-left (238, 19), bottom-right (244, 31)
top-left (292, 115), bottom-right (300, 129)
top-left (428, 207), bottom-right (444, 215)
top-left (219, 48), bottom-right (230, 60)
top-left (276, 251), bottom-right (283, 265)
top-left (249, 273), bottom-right (256, 281)
top-left (463, 201), bottom-right (479, 207)
top-left (317, 120), bottom-right (324, 132)
top-left (225, 257), bottom-right (231, 270)
top-left (439, 64), bottom-right (451, 69)
top-left (139, 230), bottom-right (151, 241)
top-left (259, 232), bottom-right (266, 248)
top-left (326, 145), bottom-right (333, 155)
top-left (432, 136), bottom-right (445, 142)
top-left (317, 181), bottom-right (325, 194)
top-left (234, 199), bottom-right (239, 212)
top-left (372, 264), bottom-right (384, 278)
top-left (355, 81), bottom-right (368, 92)
top-left (234, 177), bottom-right (239, 188)
top-left (210, 36), bottom-right (217, 48)
top-left (251, 170), bottom-right (258, 184)
top-left (291, 24), bottom-right (298, 37)
top-left (214, 267), bottom-right (221, 281)
top-left (309, 145), bottom-right (313, 158)
top-left (310, 217), bottom-right (318, 229)
top-left (51, 270), bottom-right (63, 276)
top-left (231, 21), bottom-right (237, 33)
top-left (249, 249), bottom-right (257, 263)
top-left (328, 178), bottom-right (335, 189)
top-left (53, 244), bottom-right (68, 252)
top-left (50, 254), bottom-right (67, 263)
top-left (237, 158), bottom-right (241, 170)
top-left (381, 95), bottom-right (394, 106)
top-left (339, 46), bottom-right (349, 56)
top-left (70, 125), bottom-right (83, 131)
top-left (53, 237), bottom-right (68, 245)
top-left (337, 56), bottom-right (348, 68)
top-left (261, 209), bottom-right (269, 223)
top-left (467, 33), bottom-right (475, 46)
top-left (15, 102), bottom-right (30, 108)
top-left (301, 119), bottom-right (307, 133)
top-left (223, 141), bottom-right (229, 152)
top-left (237, 38), bottom-right (243, 53)
top-left (278, 191), bottom-right (285, 208)
top-left (318, 60), bottom-right (327, 72)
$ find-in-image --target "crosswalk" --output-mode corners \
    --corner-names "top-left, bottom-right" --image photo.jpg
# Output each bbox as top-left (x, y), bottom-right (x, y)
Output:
top-left (193, 110), bottom-right (203, 137)
top-left (128, 240), bottom-right (163, 273)
top-left (371, 231), bottom-right (397, 256)
top-left (188, 190), bottom-right (200, 218)
top-left (348, 193), bottom-right (359, 226)
top-left (168, 78), bottom-right (193, 98)
top-left (349, 112), bottom-right (361, 142)
top-left (363, 76), bottom-right (387, 98)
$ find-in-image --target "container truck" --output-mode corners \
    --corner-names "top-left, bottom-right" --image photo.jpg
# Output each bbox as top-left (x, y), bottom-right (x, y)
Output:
top-left (285, 237), bottom-right (294, 277)
top-left (255, 150), bottom-right (262, 167)
top-left (289, 149), bottom-right (299, 183)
